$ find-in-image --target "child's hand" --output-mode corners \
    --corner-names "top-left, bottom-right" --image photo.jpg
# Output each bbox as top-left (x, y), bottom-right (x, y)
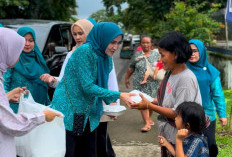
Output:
top-left (158, 136), bottom-right (168, 146)
top-left (176, 129), bottom-right (189, 141)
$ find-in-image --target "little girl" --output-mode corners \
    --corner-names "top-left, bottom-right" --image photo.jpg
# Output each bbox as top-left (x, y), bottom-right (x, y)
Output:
top-left (140, 57), bottom-right (164, 84)
top-left (158, 102), bottom-right (209, 157)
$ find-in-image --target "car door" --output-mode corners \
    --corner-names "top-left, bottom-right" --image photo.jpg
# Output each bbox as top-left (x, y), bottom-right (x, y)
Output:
top-left (43, 24), bottom-right (74, 77)
top-left (43, 24), bottom-right (74, 99)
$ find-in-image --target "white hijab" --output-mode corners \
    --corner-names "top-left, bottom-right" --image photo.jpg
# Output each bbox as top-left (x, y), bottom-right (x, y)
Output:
top-left (0, 27), bottom-right (25, 105)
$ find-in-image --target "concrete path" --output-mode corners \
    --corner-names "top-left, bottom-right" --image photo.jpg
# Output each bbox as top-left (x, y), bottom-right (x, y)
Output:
top-left (109, 51), bottom-right (161, 157)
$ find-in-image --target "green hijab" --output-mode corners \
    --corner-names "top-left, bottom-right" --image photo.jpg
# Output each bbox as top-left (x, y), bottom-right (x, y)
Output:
top-left (86, 22), bottom-right (123, 106)
top-left (15, 26), bottom-right (50, 87)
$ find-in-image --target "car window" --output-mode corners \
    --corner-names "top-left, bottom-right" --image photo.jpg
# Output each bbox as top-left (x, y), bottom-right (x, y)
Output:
top-left (60, 26), bottom-right (74, 51)
top-left (43, 24), bottom-right (74, 58)
top-left (43, 25), bottom-right (62, 58)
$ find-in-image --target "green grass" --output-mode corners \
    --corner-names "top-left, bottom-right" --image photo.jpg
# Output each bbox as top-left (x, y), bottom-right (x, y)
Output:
top-left (216, 89), bottom-right (232, 157)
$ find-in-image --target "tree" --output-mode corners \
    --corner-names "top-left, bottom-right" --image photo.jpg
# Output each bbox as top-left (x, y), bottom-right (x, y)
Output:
top-left (102, 0), bottom-right (226, 31)
top-left (89, 9), bottom-right (122, 24)
top-left (0, 0), bottom-right (29, 18)
top-left (102, 0), bottom-right (224, 43)
top-left (0, 0), bottom-right (77, 21)
top-left (89, 9), bottom-right (111, 22)
top-left (152, 1), bottom-right (222, 43)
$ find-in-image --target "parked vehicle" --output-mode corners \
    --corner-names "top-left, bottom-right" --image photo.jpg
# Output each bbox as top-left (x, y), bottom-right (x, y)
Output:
top-left (0, 19), bottom-right (75, 99)
top-left (120, 39), bottom-right (134, 59)
top-left (131, 35), bottom-right (140, 48)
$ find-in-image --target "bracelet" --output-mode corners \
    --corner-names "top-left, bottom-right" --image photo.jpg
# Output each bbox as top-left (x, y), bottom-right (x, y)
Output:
top-left (49, 78), bottom-right (57, 88)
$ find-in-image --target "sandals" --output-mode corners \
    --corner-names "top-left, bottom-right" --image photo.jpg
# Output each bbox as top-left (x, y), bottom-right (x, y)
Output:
top-left (150, 121), bottom-right (155, 126)
top-left (141, 126), bottom-right (151, 132)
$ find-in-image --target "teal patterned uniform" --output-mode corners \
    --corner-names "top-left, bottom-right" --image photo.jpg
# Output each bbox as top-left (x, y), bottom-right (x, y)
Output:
top-left (4, 69), bottom-right (50, 113)
top-left (50, 43), bottom-right (120, 132)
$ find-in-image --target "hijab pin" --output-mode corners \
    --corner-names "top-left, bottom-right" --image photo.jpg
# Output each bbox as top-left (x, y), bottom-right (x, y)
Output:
top-left (203, 67), bottom-right (207, 70)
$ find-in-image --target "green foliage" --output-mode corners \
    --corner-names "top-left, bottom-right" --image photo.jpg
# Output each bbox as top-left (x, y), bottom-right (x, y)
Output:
top-left (216, 89), bottom-right (232, 156)
top-left (152, 1), bottom-right (222, 43)
top-left (89, 9), bottom-right (122, 24)
top-left (103, 0), bottom-right (126, 15)
top-left (216, 136), bottom-right (232, 157)
top-left (102, 0), bottom-right (226, 43)
top-left (102, 0), bottom-right (173, 34)
top-left (217, 90), bottom-right (232, 132)
top-left (90, 9), bottom-right (111, 22)
top-left (0, 0), bottom-right (77, 21)
top-left (0, 0), bottom-right (29, 18)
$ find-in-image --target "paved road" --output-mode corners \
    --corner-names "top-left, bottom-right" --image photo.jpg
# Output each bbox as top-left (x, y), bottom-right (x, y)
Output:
top-left (109, 51), bottom-right (161, 157)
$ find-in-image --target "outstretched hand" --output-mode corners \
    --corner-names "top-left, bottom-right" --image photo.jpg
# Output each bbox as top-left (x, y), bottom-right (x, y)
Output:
top-left (130, 93), bottom-right (151, 110)
top-left (40, 74), bottom-right (55, 83)
top-left (119, 92), bottom-right (137, 108)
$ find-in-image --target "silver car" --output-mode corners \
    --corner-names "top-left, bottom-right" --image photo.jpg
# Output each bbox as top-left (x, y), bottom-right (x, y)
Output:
top-left (0, 19), bottom-right (75, 99)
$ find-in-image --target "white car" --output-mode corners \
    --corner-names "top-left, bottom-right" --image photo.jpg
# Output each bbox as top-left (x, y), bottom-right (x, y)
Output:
top-left (131, 35), bottom-right (140, 48)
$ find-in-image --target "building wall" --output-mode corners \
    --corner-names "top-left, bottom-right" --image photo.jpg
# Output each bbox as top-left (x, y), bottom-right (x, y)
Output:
top-left (208, 51), bottom-right (232, 89)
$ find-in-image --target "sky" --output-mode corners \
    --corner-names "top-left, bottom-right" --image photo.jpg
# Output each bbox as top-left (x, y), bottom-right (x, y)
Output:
top-left (76, 0), bottom-right (128, 19)
top-left (76, 0), bottom-right (105, 19)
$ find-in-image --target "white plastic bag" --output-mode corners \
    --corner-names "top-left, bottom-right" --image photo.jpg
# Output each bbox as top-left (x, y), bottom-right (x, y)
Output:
top-left (15, 93), bottom-right (66, 157)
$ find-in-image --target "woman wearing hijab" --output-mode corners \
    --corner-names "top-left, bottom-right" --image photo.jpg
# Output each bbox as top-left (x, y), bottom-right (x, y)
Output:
top-left (50, 22), bottom-right (135, 157)
top-left (0, 27), bottom-right (60, 157)
top-left (41, 18), bottom-right (119, 157)
top-left (187, 39), bottom-right (227, 157)
top-left (40, 19), bottom-right (95, 87)
top-left (3, 26), bottom-right (50, 113)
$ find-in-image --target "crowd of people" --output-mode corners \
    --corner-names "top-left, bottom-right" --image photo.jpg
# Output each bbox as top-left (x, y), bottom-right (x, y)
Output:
top-left (0, 19), bottom-right (227, 157)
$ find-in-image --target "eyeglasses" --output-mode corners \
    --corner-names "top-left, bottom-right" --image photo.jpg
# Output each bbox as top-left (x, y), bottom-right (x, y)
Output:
top-left (192, 49), bottom-right (198, 53)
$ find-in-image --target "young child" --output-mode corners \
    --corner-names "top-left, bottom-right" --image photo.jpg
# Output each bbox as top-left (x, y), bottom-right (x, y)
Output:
top-left (140, 58), bottom-right (164, 84)
top-left (158, 102), bottom-right (209, 157)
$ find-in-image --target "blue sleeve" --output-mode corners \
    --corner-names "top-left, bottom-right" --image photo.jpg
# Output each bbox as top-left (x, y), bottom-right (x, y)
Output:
top-left (3, 68), bottom-right (13, 93)
top-left (211, 76), bottom-right (226, 118)
top-left (70, 46), bottom-right (120, 103)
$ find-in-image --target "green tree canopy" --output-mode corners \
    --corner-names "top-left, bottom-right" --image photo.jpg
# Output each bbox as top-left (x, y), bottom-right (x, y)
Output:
top-left (102, 0), bottom-right (225, 43)
top-left (0, 0), bottom-right (77, 21)
top-left (89, 9), bottom-right (122, 24)
top-left (152, 1), bottom-right (222, 43)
